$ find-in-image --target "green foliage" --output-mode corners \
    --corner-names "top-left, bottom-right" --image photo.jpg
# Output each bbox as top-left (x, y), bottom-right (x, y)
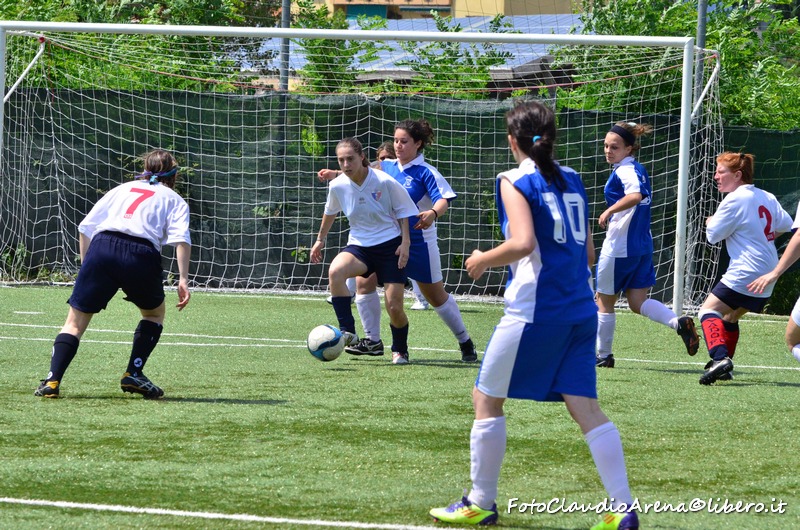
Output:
top-left (292, 0), bottom-right (389, 94)
top-left (291, 245), bottom-right (309, 263)
top-left (560, 0), bottom-right (800, 130)
top-left (300, 117), bottom-right (324, 157)
top-left (397, 12), bottom-right (515, 99)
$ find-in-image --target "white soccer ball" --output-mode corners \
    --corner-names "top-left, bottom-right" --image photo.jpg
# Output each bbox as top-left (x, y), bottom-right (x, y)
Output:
top-left (307, 324), bottom-right (344, 362)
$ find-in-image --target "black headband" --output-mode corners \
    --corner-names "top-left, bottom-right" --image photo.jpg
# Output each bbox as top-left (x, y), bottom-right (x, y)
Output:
top-left (609, 125), bottom-right (636, 146)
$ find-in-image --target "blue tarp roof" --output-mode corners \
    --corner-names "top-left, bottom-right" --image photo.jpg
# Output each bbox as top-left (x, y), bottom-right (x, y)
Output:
top-left (262, 14), bottom-right (583, 71)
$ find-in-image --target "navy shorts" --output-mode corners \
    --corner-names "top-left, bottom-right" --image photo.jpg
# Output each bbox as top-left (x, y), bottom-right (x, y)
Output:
top-left (342, 236), bottom-right (408, 286)
top-left (711, 282), bottom-right (768, 313)
top-left (69, 231), bottom-right (165, 313)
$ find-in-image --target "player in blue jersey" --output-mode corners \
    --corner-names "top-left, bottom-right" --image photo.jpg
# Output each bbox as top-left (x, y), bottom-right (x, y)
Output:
top-left (697, 152), bottom-right (792, 384)
top-left (595, 121), bottom-right (699, 368)
top-left (429, 101), bottom-right (638, 530)
top-left (34, 149), bottom-right (191, 399)
top-left (318, 121), bottom-right (478, 364)
top-left (311, 138), bottom-right (420, 365)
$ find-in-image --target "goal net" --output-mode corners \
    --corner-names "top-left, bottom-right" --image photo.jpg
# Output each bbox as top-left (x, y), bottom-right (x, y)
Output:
top-left (0, 23), bottom-right (722, 311)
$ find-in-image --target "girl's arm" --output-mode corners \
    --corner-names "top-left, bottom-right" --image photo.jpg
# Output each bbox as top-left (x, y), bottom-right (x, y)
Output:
top-left (598, 192), bottom-right (643, 229)
top-left (748, 228), bottom-right (800, 294)
top-left (311, 214), bottom-right (336, 264)
top-left (465, 178), bottom-right (534, 279)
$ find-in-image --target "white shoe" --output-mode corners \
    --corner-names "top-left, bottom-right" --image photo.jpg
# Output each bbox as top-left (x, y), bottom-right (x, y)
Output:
top-left (391, 352), bottom-right (410, 365)
top-left (342, 331), bottom-right (359, 347)
top-left (410, 300), bottom-right (430, 310)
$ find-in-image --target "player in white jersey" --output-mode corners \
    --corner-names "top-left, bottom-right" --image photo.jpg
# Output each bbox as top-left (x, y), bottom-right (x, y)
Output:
top-left (311, 138), bottom-right (419, 365)
top-left (318, 121), bottom-right (478, 363)
top-left (595, 121), bottom-right (699, 368)
top-left (749, 201), bottom-right (800, 366)
top-left (430, 101), bottom-right (638, 530)
top-left (34, 149), bottom-right (191, 399)
top-left (698, 152), bottom-right (793, 385)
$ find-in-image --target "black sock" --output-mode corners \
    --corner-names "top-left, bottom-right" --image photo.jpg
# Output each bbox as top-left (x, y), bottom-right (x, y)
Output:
top-left (331, 296), bottom-right (356, 333)
top-left (48, 333), bottom-right (80, 382)
top-left (127, 320), bottom-right (163, 376)
top-left (390, 323), bottom-right (409, 354)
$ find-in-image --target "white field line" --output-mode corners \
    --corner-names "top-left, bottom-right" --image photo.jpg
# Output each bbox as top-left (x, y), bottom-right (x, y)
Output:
top-left (0, 497), bottom-right (438, 529)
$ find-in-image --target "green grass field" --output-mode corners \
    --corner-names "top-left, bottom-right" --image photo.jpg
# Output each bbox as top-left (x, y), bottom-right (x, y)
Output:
top-left (1, 286), bottom-right (799, 529)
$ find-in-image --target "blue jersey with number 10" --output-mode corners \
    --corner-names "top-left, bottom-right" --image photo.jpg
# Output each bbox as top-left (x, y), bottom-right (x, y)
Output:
top-left (497, 158), bottom-right (596, 324)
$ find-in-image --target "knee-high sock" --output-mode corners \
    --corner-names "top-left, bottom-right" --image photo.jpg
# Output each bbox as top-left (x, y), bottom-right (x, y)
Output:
top-left (585, 422), bottom-right (633, 511)
top-left (596, 313), bottom-right (616, 358)
top-left (389, 323), bottom-right (409, 354)
top-left (411, 279), bottom-right (426, 304)
top-left (723, 320), bottom-right (739, 359)
top-left (468, 416), bottom-right (506, 510)
top-left (356, 291), bottom-right (381, 342)
top-left (332, 296), bottom-right (356, 334)
top-left (792, 345), bottom-right (800, 364)
top-left (640, 299), bottom-right (678, 329)
top-left (345, 277), bottom-right (356, 297)
top-left (433, 293), bottom-right (470, 344)
top-left (127, 320), bottom-right (163, 375)
top-left (47, 333), bottom-right (80, 382)
top-left (700, 310), bottom-right (728, 361)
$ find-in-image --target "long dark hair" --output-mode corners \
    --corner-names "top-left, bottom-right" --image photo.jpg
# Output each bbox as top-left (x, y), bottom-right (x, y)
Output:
top-left (395, 119), bottom-right (435, 151)
top-left (505, 101), bottom-right (562, 189)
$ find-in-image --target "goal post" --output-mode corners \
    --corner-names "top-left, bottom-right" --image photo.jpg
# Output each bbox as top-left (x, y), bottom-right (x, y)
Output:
top-left (0, 21), bottom-right (722, 313)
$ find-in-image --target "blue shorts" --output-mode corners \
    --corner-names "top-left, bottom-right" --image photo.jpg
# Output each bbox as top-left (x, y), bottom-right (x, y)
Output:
top-left (711, 282), bottom-right (768, 313)
top-left (595, 253), bottom-right (655, 295)
top-left (405, 235), bottom-right (443, 284)
top-left (475, 315), bottom-right (598, 402)
top-left (69, 231), bottom-right (165, 313)
top-left (342, 236), bottom-right (407, 286)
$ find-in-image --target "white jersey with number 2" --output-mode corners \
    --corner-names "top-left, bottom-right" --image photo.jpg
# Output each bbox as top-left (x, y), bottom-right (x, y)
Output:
top-left (706, 184), bottom-right (792, 297)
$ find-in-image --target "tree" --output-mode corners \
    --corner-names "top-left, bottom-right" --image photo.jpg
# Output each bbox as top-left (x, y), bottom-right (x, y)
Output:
top-left (558, 0), bottom-right (800, 129)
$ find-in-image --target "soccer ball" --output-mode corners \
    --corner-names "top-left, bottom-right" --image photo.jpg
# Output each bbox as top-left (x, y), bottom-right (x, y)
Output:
top-left (307, 324), bottom-right (344, 362)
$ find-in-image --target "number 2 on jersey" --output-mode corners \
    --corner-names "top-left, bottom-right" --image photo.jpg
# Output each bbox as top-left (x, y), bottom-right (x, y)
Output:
top-left (125, 188), bottom-right (156, 219)
top-left (758, 205), bottom-right (775, 241)
top-left (543, 192), bottom-right (587, 244)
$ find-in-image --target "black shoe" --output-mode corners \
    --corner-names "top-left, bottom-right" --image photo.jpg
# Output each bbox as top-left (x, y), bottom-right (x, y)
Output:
top-left (699, 358), bottom-right (733, 385)
top-left (677, 316), bottom-right (700, 356)
top-left (34, 379), bottom-right (60, 398)
top-left (704, 359), bottom-right (734, 380)
top-left (345, 338), bottom-right (384, 356)
top-left (121, 372), bottom-right (164, 399)
top-left (596, 354), bottom-right (615, 368)
top-left (459, 339), bottom-right (478, 363)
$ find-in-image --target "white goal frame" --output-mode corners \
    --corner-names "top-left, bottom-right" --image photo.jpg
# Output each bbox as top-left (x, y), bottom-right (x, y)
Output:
top-left (0, 21), bottom-right (710, 314)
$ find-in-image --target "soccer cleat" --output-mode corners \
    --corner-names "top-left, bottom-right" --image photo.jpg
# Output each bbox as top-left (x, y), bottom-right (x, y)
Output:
top-left (34, 380), bottom-right (60, 398)
top-left (676, 316), bottom-right (700, 356)
top-left (410, 299), bottom-right (430, 310)
top-left (345, 338), bottom-right (385, 356)
top-left (591, 510), bottom-right (639, 530)
top-left (459, 338), bottom-right (478, 363)
top-left (391, 352), bottom-right (410, 365)
top-left (430, 496), bottom-right (498, 525)
top-left (704, 359), bottom-right (733, 380)
top-left (596, 354), bottom-right (615, 368)
top-left (699, 357), bottom-right (733, 385)
top-left (120, 372), bottom-right (164, 399)
top-left (341, 331), bottom-right (358, 347)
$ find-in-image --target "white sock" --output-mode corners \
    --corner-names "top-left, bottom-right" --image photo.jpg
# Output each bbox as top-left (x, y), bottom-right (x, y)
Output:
top-left (585, 422), bottom-right (633, 510)
top-left (355, 291), bottom-right (381, 342)
top-left (433, 294), bottom-right (470, 344)
top-left (792, 344), bottom-right (800, 364)
top-left (596, 313), bottom-right (616, 358)
top-left (640, 299), bottom-right (679, 329)
top-left (411, 280), bottom-right (426, 304)
top-left (468, 416), bottom-right (506, 510)
top-left (345, 277), bottom-right (356, 297)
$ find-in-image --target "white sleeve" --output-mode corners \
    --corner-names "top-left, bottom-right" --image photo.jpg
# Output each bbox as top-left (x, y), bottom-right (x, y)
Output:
top-left (387, 179), bottom-right (421, 219)
top-left (616, 165), bottom-right (642, 195)
top-left (323, 180), bottom-right (342, 216)
top-left (166, 197), bottom-right (192, 246)
top-left (706, 196), bottom-right (740, 244)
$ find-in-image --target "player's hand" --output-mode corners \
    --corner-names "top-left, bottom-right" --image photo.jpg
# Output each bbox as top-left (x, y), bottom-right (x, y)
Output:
top-left (413, 210), bottom-right (435, 230)
top-left (176, 280), bottom-right (191, 311)
top-left (465, 249), bottom-right (487, 279)
top-left (396, 242), bottom-right (410, 269)
top-left (747, 271), bottom-right (779, 294)
top-left (311, 241), bottom-right (325, 264)
top-left (317, 169), bottom-right (338, 182)
top-left (598, 210), bottom-right (611, 229)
